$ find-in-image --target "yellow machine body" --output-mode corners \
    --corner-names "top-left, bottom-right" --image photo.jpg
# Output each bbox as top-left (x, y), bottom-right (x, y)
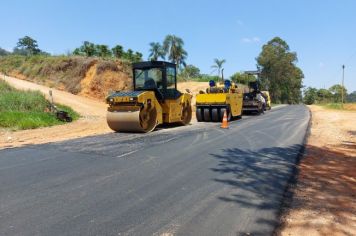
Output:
top-left (196, 81), bottom-right (243, 122)
top-left (106, 61), bottom-right (192, 133)
top-left (161, 93), bottom-right (192, 123)
top-left (261, 91), bottom-right (271, 110)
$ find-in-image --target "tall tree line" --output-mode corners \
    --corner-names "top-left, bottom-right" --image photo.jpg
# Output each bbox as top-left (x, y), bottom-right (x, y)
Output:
top-left (257, 37), bottom-right (303, 104)
top-left (73, 41), bottom-right (142, 63)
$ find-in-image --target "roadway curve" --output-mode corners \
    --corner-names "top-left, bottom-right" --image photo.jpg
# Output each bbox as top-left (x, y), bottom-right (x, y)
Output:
top-left (0, 105), bottom-right (309, 236)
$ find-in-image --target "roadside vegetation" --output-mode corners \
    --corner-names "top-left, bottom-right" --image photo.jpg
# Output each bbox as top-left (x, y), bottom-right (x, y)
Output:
top-left (0, 80), bottom-right (78, 130)
top-left (320, 103), bottom-right (356, 111)
top-left (0, 55), bottom-right (132, 96)
top-left (303, 83), bottom-right (356, 110)
top-left (1, 35), bottom-right (310, 104)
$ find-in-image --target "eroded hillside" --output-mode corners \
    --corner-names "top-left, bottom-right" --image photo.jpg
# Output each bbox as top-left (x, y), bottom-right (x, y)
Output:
top-left (0, 55), bottom-right (133, 100)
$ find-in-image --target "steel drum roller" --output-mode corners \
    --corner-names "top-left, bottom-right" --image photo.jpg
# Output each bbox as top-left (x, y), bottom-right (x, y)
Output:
top-left (107, 108), bottom-right (157, 133)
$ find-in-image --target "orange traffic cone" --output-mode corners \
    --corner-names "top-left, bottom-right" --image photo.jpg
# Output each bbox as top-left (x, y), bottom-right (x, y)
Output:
top-left (221, 110), bottom-right (229, 129)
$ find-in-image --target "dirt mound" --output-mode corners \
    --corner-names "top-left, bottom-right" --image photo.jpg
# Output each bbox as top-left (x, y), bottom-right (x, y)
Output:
top-left (0, 56), bottom-right (132, 101)
top-left (177, 81), bottom-right (208, 106)
top-left (80, 61), bottom-right (132, 100)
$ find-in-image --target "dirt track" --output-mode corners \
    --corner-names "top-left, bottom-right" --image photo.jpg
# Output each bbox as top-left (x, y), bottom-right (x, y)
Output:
top-left (279, 105), bottom-right (356, 236)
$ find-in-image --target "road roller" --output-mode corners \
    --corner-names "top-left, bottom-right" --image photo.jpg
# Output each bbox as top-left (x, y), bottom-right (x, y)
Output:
top-left (106, 61), bottom-right (192, 132)
top-left (196, 80), bottom-right (243, 122)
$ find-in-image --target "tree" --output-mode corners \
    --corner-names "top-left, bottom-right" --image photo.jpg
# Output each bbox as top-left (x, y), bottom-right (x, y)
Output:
top-left (347, 91), bottom-right (356, 102)
top-left (303, 87), bottom-right (317, 105)
top-left (180, 64), bottom-right (201, 79)
top-left (15, 36), bottom-right (41, 55)
top-left (230, 72), bottom-right (255, 85)
top-left (121, 49), bottom-right (142, 63)
top-left (95, 44), bottom-right (112, 58)
top-left (0, 47), bottom-right (10, 56)
top-left (133, 52), bottom-right (143, 62)
top-left (73, 41), bottom-right (96, 57)
top-left (316, 88), bottom-right (333, 103)
top-left (148, 42), bottom-right (165, 61)
top-left (257, 37), bottom-right (304, 104)
top-left (211, 58), bottom-right (226, 78)
top-left (329, 84), bottom-right (347, 103)
top-left (112, 45), bottom-right (124, 58)
top-left (163, 35), bottom-right (187, 68)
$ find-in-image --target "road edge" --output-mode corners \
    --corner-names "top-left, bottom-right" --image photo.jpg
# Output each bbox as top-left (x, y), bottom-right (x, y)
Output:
top-left (273, 105), bottom-right (313, 236)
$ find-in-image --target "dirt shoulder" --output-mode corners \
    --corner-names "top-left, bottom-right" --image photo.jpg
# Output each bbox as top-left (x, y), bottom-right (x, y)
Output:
top-left (278, 105), bottom-right (356, 235)
top-left (0, 75), bottom-right (111, 149)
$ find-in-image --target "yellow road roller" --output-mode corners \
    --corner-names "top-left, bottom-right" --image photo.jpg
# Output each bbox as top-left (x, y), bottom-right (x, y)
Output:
top-left (196, 80), bottom-right (243, 122)
top-left (106, 61), bottom-right (192, 132)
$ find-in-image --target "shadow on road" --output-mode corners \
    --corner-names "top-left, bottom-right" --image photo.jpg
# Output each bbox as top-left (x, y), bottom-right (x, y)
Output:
top-left (210, 145), bottom-right (303, 235)
top-left (210, 143), bottom-right (356, 235)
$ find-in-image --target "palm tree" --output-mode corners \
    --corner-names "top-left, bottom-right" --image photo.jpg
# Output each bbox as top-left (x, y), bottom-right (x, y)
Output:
top-left (148, 42), bottom-right (165, 61)
top-left (211, 58), bottom-right (226, 79)
top-left (163, 35), bottom-right (188, 68)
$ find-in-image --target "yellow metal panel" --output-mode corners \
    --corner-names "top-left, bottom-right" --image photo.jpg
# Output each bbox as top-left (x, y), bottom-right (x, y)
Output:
top-left (196, 94), bottom-right (227, 104)
top-left (196, 93), bottom-right (243, 117)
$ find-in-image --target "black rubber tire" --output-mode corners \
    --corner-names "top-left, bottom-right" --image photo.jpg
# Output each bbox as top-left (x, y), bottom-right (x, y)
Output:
top-left (196, 108), bottom-right (203, 122)
top-left (203, 108), bottom-right (211, 121)
top-left (211, 108), bottom-right (219, 122)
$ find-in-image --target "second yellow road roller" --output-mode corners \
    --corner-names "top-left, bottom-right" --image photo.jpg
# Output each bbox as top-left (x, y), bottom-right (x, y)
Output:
top-left (196, 80), bottom-right (243, 122)
top-left (106, 61), bottom-right (192, 132)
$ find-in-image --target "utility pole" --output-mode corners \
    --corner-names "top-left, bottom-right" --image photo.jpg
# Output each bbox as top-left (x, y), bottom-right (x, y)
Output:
top-left (341, 65), bottom-right (345, 106)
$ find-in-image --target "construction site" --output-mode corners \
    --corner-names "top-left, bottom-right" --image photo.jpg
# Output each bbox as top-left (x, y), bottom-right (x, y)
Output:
top-left (0, 1), bottom-right (356, 236)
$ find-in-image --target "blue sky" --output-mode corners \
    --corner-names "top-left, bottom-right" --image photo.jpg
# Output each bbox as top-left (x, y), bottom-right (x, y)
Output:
top-left (1, 0), bottom-right (356, 92)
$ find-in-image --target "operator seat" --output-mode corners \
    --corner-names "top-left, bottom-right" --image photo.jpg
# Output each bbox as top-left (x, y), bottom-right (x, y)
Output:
top-left (144, 78), bottom-right (157, 89)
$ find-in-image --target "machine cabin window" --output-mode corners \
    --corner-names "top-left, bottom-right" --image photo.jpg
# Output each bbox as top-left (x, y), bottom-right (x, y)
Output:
top-left (134, 68), bottom-right (163, 90)
top-left (166, 67), bottom-right (176, 89)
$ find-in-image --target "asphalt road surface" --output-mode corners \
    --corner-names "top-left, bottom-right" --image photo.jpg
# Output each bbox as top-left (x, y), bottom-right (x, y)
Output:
top-left (0, 105), bottom-right (310, 236)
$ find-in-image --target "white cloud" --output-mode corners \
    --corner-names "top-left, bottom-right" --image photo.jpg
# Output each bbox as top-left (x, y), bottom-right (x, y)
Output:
top-left (241, 37), bottom-right (260, 43)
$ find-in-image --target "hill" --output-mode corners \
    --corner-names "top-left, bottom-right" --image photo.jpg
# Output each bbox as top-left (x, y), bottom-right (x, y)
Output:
top-left (0, 55), bottom-right (132, 100)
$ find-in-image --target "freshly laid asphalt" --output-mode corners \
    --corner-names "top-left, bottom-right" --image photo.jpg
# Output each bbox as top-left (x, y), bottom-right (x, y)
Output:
top-left (0, 105), bottom-right (310, 236)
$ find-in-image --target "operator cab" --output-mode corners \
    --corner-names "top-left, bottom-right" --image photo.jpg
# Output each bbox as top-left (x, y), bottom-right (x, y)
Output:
top-left (133, 61), bottom-right (181, 100)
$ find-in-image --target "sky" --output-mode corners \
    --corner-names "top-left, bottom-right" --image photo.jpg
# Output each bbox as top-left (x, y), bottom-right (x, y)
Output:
top-left (1, 0), bottom-right (356, 92)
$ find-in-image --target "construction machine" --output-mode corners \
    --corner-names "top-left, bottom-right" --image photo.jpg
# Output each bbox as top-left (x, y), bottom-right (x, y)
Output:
top-left (242, 81), bottom-right (264, 114)
top-left (106, 61), bottom-right (192, 132)
top-left (196, 80), bottom-right (243, 122)
top-left (261, 91), bottom-right (271, 110)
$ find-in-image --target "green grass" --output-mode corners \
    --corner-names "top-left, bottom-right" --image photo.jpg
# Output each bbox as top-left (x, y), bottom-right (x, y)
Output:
top-left (319, 103), bottom-right (356, 111)
top-left (0, 80), bottom-right (79, 130)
